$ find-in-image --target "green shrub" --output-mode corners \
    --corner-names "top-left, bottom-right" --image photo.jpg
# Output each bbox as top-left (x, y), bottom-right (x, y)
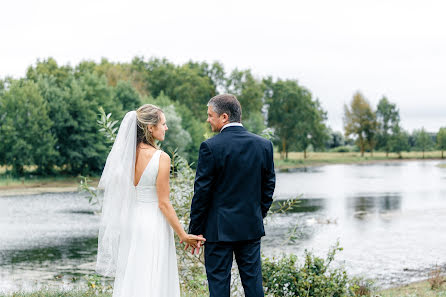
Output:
top-left (330, 146), bottom-right (353, 153)
top-left (348, 276), bottom-right (375, 297)
top-left (262, 242), bottom-right (348, 297)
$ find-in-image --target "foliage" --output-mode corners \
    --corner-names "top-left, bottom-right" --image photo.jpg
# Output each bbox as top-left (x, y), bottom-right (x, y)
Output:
top-left (436, 127), bottom-right (446, 159)
top-left (326, 129), bottom-right (346, 149)
top-left (97, 107), bottom-right (118, 144)
top-left (413, 128), bottom-right (434, 158)
top-left (389, 127), bottom-right (410, 158)
top-left (343, 92), bottom-right (377, 157)
top-left (262, 241), bottom-right (349, 297)
top-left (0, 80), bottom-right (57, 175)
top-left (376, 97), bottom-right (400, 156)
top-left (267, 79), bottom-right (328, 159)
top-left (348, 277), bottom-right (375, 297)
top-left (1, 290), bottom-right (112, 297)
top-left (428, 265), bottom-right (445, 290)
top-left (225, 68), bottom-right (266, 134)
top-left (331, 146), bottom-right (353, 153)
top-left (113, 80), bottom-right (142, 111)
top-left (83, 274), bottom-right (113, 294)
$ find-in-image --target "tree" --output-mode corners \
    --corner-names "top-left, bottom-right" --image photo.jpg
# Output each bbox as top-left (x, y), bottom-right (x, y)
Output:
top-left (389, 127), bottom-right (410, 158)
top-left (114, 80), bottom-right (142, 111)
top-left (146, 93), bottom-right (192, 158)
top-left (343, 92), bottom-right (377, 157)
top-left (26, 57), bottom-right (73, 88)
top-left (325, 129), bottom-right (345, 149)
top-left (0, 80), bottom-right (57, 175)
top-left (131, 57), bottom-right (216, 121)
top-left (413, 128), bottom-right (434, 159)
top-left (267, 79), bottom-right (328, 159)
top-left (436, 127), bottom-right (446, 159)
top-left (225, 69), bottom-right (266, 134)
top-left (186, 61), bottom-right (226, 92)
top-left (376, 97), bottom-right (400, 156)
top-left (292, 98), bottom-right (328, 158)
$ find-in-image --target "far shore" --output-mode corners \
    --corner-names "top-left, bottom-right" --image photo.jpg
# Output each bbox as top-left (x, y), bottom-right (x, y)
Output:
top-left (274, 150), bottom-right (446, 170)
top-left (1, 151), bottom-right (445, 196)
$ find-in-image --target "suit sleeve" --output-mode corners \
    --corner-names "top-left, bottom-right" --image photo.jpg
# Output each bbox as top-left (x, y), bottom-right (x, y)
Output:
top-left (188, 141), bottom-right (215, 235)
top-left (261, 141), bottom-right (276, 218)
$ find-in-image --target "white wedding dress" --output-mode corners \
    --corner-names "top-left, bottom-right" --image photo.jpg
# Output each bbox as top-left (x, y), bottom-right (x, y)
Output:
top-left (112, 150), bottom-right (181, 297)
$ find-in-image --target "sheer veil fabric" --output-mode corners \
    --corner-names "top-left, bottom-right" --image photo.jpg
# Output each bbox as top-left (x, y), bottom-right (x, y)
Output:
top-left (96, 111), bottom-right (137, 276)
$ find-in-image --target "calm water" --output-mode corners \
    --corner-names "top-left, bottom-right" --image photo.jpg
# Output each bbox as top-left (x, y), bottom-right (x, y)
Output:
top-left (1, 160), bottom-right (445, 292)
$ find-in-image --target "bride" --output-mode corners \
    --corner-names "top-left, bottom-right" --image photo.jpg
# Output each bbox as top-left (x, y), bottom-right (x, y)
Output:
top-left (95, 104), bottom-right (205, 297)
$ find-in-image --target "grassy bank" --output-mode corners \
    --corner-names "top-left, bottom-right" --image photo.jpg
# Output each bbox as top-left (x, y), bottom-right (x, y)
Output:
top-left (3, 281), bottom-right (446, 297)
top-left (275, 151), bottom-right (446, 170)
top-left (0, 288), bottom-right (206, 297)
top-left (378, 280), bottom-right (446, 297)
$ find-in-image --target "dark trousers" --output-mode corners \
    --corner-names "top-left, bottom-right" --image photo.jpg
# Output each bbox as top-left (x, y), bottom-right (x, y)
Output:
top-left (204, 238), bottom-right (264, 297)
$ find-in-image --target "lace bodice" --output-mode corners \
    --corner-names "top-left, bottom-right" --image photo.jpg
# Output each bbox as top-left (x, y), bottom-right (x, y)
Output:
top-left (135, 150), bottom-right (161, 203)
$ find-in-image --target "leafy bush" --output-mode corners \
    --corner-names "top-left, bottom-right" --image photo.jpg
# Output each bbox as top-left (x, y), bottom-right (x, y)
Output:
top-left (330, 146), bottom-right (353, 153)
top-left (262, 242), bottom-right (349, 297)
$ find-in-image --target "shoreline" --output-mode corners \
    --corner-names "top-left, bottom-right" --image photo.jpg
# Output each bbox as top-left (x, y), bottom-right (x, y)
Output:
top-left (276, 156), bottom-right (445, 171)
top-left (1, 157), bottom-right (445, 196)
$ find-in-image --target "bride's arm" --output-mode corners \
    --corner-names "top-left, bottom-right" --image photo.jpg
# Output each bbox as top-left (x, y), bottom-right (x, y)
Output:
top-left (156, 152), bottom-right (205, 247)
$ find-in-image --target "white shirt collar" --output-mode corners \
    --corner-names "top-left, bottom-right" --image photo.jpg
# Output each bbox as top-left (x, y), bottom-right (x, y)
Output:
top-left (220, 122), bottom-right (243, 132)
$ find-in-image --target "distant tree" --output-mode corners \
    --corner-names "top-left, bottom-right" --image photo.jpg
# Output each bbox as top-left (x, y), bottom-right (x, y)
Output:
top-left (326, 129), bottom-right (345, 149)
top-left (0, 80), bottom-right (57, 175)
top-left (146, 93), bottom-right (192, 158)
top-left (267, 79), bottom-right (328, 159)
top-left (186, 61), bottom-right (226, 92)
top-left (131, 57), bottom-right (216, 121)
top-left (437, 127), bottom-right (446, 159)
top-left (293, 98), bottom-right (328, 158)
top-left (225, 69), bottom-right (263, 119)
top-left (343, 91), bottom-right (377, 157)
top-left (389, 127), bottom-right (410, 158)
top-left (114, 80), bottom-right (142, 111)
top-left (225, 69), bottom-right (266, 134)
top-left (413, 128), bottom-right (434, 159)
top-left (376, 96), bottom-right (400, 156)
top-left (26, 57), bottom-right (72, 88)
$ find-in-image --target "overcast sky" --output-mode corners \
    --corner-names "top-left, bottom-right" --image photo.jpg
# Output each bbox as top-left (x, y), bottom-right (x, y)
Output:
top-left (2, 0), bottom-right (445, 132)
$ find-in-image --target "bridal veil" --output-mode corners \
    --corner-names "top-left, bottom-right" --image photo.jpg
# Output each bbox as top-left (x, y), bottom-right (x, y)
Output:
top-left (96, 111), bottom-right (137, 277)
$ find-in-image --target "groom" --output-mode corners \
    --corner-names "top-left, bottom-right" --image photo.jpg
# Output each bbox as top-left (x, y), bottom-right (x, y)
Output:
top-left (188, 94), bottom-right (276, 297)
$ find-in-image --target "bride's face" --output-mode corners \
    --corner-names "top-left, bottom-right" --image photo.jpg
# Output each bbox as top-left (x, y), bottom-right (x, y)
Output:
top-left (150, 112), bottom-right (168, 141)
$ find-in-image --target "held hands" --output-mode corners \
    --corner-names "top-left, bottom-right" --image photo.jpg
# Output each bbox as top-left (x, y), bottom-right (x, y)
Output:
top-left (180, 234), bottom-right (205, 255)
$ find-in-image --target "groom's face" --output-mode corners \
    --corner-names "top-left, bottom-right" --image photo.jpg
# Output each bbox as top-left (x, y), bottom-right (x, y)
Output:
top-left (207, 106), bottom-right (226, 132)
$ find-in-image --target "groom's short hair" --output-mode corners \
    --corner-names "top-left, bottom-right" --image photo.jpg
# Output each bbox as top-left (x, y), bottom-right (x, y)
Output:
top-left (208, 94), bottom-right (242, 123)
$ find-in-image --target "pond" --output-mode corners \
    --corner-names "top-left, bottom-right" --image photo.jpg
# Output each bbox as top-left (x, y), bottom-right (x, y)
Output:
top-left (1, 160), bottom-right (445, 292)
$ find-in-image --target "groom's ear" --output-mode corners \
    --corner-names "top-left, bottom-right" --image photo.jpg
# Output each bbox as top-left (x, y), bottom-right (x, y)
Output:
top-left (220, 112), bottom-right (229, 123)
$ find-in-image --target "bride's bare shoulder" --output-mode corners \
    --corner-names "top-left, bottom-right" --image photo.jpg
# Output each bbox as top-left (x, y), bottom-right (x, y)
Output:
top-left (159, 151), bottom-right (171, 163)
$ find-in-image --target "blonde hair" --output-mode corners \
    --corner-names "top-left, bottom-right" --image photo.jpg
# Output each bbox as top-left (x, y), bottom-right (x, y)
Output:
top-left (136, 104), bottom-right (163, 149)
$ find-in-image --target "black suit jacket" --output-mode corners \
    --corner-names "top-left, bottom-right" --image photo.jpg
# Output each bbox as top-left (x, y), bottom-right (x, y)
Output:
top-left (188, 126), bottom-right (276, 242)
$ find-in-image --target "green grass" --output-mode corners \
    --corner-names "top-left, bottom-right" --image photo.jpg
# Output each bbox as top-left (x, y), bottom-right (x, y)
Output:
top-left (0, 290), bottom-right (111, 297)
top-left (377, 280), bottom-right (446, 297)
top-left (0, 171), bottom-right (99, 189)
top-left (0, 289), bottom-right (207, 297)
top-left (2, 280), bottom-right (446, 297)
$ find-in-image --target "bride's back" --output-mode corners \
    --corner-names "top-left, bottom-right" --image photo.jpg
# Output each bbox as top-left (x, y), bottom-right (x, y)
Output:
top-left (134, 148), bottom-right (161, 188)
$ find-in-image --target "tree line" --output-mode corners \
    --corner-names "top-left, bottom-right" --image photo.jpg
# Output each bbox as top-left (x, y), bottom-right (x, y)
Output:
top-left (343, 91), bottom-right (446, 158)
top-left (0, 57), bottom-right (445, 176)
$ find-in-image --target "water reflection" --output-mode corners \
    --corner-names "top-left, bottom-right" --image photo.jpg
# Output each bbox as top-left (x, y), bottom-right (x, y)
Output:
top-left (347, 193), bottom-right (402, 219)
top-left (271, 198), bottom-right (325, 213)
top-left (0, 237), bottom-right (97, 265)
